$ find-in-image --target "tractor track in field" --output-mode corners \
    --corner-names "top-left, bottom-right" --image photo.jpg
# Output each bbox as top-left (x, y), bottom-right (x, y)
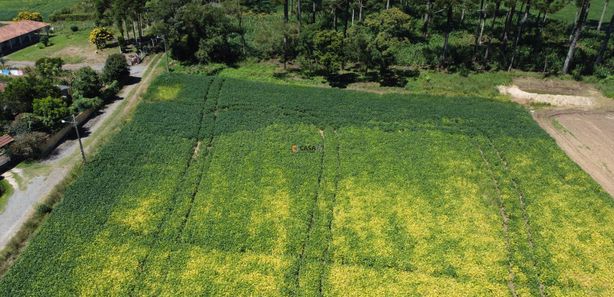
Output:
top-left (318, 129), bottom-right (341, 297)
top-left (482, 135), bottom-right (546, 297)
top-left (474, 140), bottom-right (518, 297)
top-left (177, 78), bottom-right (224, 237)
top-left (148, 78), bottom-right (224, 296)
top-left (293, 128), bottom-right (326, 295)
top-left (126, 77), bottom-right (218, 296)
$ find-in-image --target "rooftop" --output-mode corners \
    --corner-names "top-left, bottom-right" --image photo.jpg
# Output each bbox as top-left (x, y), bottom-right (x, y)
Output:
top-left (0, 20), bottom-right (50, 44)
top-left (0, 135), bottom-right (14, 149)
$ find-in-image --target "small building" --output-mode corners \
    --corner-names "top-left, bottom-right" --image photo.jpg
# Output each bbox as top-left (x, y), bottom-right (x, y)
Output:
top-left (0, 135), bottom-right (14, 152)
top-left (0, 20), bottom-right (50, 56)
top-left (0, 135), bottom-right (14, 173)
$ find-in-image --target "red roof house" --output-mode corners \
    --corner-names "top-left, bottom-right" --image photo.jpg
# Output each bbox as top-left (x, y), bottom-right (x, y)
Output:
top-left (0, 20), bottom-right (50, 55)
top-left (0, 135), bottom-right (14, 150)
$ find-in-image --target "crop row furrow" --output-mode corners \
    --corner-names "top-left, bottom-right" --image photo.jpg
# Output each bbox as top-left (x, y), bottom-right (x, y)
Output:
top-left (126, 77), bottom-right (215, 296)
top-left (291, 129), bottom-right (326, 296)
top-left (481, 135), bottom-right (546, 297)
top-left (318, 129), bottom-right (341, 297)
top-left (139, 77), bottom-right (225, 296)
top-left (474, 139), bottom-right (519, 297)
top-left (178, 78), bottom-right (224, 237)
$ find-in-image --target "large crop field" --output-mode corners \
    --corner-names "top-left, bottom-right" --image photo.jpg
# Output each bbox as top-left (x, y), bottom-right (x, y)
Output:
top-left (0, 0), bottom-right (79, 20)
top-left (1, 74), bottom-right (613, 296)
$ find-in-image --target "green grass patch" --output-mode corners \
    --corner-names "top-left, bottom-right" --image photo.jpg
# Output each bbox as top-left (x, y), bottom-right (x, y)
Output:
top-left (403, 70), bottom-right (529, 99)
top-left (0, 179), bottom-right (13, 213)
top-left (551, 1), bottom-right (614, 23)
top-left (171, 60), bottom-right (328, 88)
top-left (1, 74), bottom-right (613, 296)
top-left (580, 76), bottom-right (614, 99)
top-left (6, 21), bottom-right (111, 63)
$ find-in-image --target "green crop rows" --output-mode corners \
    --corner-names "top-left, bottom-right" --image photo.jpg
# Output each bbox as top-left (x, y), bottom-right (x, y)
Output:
top-left (0, 74), bottom-right (613, 296)
top-left (0, 0), bottom-right (79, 20)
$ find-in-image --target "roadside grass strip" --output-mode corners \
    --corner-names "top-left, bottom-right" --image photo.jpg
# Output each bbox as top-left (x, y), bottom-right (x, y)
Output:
top-left (0, 76), bottom-right (613, 296)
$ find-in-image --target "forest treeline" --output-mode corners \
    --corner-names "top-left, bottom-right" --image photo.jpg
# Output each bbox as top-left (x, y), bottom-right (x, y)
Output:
top-left (94, 0), bottom-right (613, 85)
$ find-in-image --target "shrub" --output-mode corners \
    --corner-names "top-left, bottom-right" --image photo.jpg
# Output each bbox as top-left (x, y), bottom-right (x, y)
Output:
top-left (8, 132), bottom-right (49, 160)
top-left (32, 97), bottom-right (70, 130)
top-left (89, 27), bottom-right (114, 49)
top-left (70, 97), bottom-right (103, 113)
top-left (35, 57), bottom-right (64, 78)
top-left (102, 54), bottom-right (130, 84)
top-left (13, 11), bottom-right (43, 22)
top-left (72, 67), bottom-right (102, 98)
top-left (594, 64), bottom-right (612, 79)
top-left (40, 35), bottom-right (50, 47)
top-left (36, 203), bottom-right (53, 215)
top-left (8, 113), bottom-right (44, 135)
top-left (70, 25), bottom-right (79, 32)
top-left (100, 80), bottom-right (120, 101)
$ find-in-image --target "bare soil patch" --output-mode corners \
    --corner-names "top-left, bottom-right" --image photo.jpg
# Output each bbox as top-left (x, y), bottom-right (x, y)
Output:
top-left (513, 77), bottom-right (599, 97)
top-left (499, 85), bottom-right (595, 107)
top-left (535, 111), bottom-right (614, 198)
top-left (499, 77), bottom-right (612, 108)
top-left (501, 77), bottom-right (614, 198)
top-left (499, 78), bottom-right (614, 197)
top-left (56, 46), bottom-right (110, 64)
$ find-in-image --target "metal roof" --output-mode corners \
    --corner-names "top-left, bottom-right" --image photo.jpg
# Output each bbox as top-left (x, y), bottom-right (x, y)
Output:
top-left (0, 20), bottom-right (50, 44)
top-left (0, 135), bottom-right (14, 149)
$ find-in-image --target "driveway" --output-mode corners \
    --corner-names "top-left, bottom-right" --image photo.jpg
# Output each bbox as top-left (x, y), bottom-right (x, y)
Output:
top-left (0, 56), bottom-right (159, 250)
top-left (4, 60), bottom-right (105, 72)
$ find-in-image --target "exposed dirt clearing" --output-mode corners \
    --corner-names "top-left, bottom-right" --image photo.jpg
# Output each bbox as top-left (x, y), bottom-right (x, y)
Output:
top-left (501, 77), bottom-right (614, 199)
top-left (499, 77), bottom-right (612, 108)
top-left (498, 85), bottom-right (596, 107)
top-left (534, 111), bottom-right (614, 198)
top-left (513, 77), bottom-right (600, 97)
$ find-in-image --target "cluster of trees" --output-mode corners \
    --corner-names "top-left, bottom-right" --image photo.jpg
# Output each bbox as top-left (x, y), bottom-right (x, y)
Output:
top-left (0, 55), bottom-right (128, 159)
top-left (94, 0), bottom-right (148, 45)
top-left (92, 0), bottom-right (612, 84)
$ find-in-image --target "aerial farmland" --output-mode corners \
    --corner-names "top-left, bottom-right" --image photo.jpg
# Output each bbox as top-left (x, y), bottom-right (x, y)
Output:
top-left (0, 74), bottom-right (612, 295)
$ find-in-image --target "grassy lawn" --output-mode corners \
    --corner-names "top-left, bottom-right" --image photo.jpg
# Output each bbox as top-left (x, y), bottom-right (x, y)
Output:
top-left (0, 0), bottom-right (79, 21)
top-left (6, 21), bottom-right (116, 64)
top-left (551, 1), bottom-right (614, 24)
top-left (177, 60), bottom-right (614, 100)
top-left (1, 74), bottom-right (613, 295)
top-left (0, 179), bottom-right (13, 213)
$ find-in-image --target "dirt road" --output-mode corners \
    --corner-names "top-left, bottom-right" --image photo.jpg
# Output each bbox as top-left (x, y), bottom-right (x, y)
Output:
top-left (535, 110), bottom-right (614, 198)
top-left (4, 61), bottom-right (105, 72)
top-left (0, 55), bottom-right (162, 250)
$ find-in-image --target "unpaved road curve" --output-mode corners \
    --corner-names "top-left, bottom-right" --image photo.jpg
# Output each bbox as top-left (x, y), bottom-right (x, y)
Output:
top-left (0, 55), bottom-right (162, 250)
top-left (534, 110), bottom-right (614, 199)
top-left (501, 78), bottom-right (614, 199)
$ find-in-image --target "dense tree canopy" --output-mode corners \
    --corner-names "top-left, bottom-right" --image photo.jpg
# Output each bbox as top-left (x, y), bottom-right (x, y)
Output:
top-left (0, 76), bottom-right (61, 116)
top-left (90, 0), bottom-right (614, 81)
